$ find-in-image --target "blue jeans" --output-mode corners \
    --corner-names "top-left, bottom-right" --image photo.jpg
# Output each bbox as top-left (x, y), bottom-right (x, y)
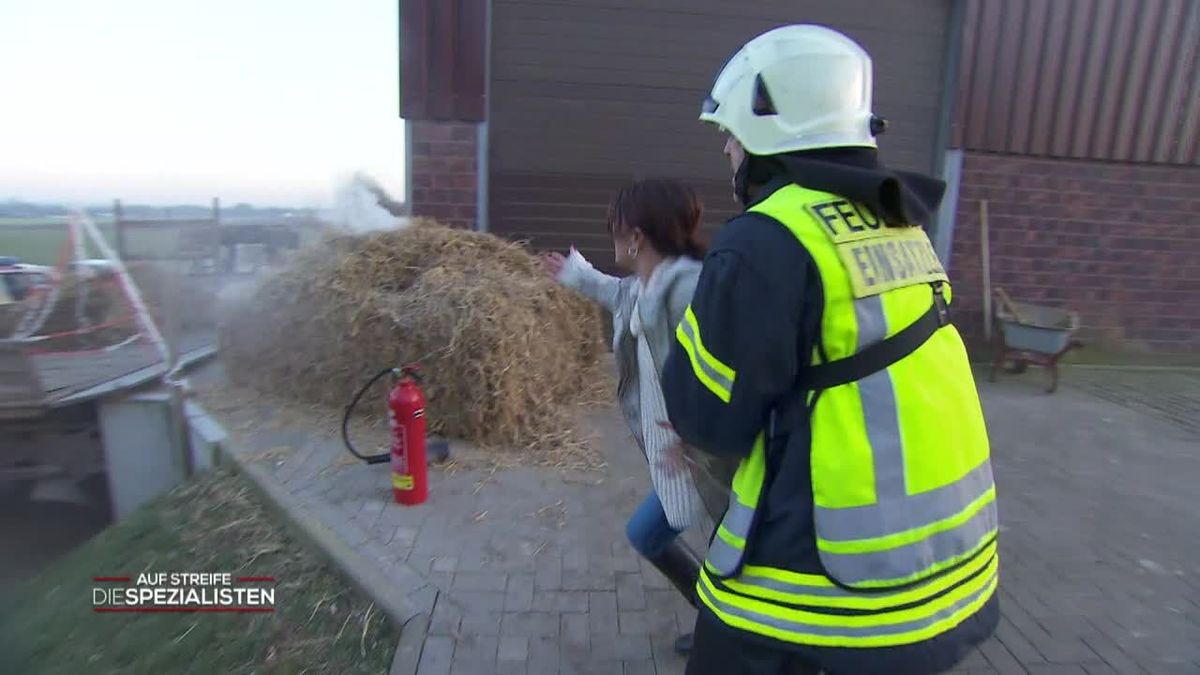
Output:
top-left (626, 491), bottom-right (681, 559)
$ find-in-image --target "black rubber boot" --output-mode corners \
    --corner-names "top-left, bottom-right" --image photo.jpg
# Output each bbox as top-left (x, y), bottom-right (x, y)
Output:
top-left (646, 539), bottom-right (702, 655)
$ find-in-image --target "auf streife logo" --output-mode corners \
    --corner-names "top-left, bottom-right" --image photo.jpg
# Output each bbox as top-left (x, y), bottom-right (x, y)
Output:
top-left (92, 572), bottom-right (276, 613)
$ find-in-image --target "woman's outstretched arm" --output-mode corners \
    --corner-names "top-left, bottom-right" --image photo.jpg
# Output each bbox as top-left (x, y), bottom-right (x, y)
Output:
top-left (541, 247), bottom-right (623, 313)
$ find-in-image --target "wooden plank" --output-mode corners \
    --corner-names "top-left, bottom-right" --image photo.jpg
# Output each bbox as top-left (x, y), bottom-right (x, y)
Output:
top-left (0, 344), bottom-right (48, 417)
top-left (19, 330), bottom-right (214, 407)
top-left (52, 344), bottom-right (216, 408)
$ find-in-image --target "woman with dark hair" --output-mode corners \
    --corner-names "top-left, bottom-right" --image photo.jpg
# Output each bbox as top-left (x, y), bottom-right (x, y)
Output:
top-left (541, 178), bottom-right (710, 654)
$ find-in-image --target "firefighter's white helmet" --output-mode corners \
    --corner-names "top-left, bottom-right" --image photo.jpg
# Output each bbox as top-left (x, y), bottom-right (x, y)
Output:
top-left (700, 25), bottom-right (880, 155)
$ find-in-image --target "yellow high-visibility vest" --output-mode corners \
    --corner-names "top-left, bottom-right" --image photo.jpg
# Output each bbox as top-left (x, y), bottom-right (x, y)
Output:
top-left (691, 183), bottom-right (998, 648)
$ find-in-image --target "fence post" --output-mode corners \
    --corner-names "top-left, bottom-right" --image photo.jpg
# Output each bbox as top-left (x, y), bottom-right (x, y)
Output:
top-left (161, 269), bottom-right (194, 476)
top-left (212, 197), bottom-right (221, 272)
top-left (113, 199), bottom-right (126, 260)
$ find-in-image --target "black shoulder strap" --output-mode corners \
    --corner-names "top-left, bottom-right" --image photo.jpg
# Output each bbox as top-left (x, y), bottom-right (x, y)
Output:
top-left (797, 282), bottom-right (951, 391)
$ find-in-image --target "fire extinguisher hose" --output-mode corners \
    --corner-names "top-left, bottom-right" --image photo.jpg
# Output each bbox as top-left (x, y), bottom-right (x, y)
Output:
top-left (342, 367), bottom-right (396, 465)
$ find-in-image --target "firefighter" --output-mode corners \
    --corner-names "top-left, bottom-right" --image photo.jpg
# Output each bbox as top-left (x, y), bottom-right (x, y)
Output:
top-left (660, 25), bottom-right (1000, 675)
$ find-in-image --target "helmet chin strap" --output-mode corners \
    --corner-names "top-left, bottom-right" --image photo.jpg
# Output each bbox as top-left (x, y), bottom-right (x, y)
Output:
top-left (734, 153), bottom-right (782, 207)
top-left (734, 154), bottom-right (754, 207)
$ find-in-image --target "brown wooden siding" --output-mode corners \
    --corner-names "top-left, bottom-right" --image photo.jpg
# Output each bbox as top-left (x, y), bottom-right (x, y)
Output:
top-left (489, 0), bottom-right (954, 269)
top-left (491, 173), bottom-right (741, 267)
top-left (400, 0), bottom-right (488, 122)
top-left (954, 0), bottom-right (1200, 165)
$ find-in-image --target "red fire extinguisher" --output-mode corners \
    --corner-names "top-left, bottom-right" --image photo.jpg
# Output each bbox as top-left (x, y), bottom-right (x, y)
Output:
top-left (342, 365), bottom-right (428, 506)
top-left (387, 366), bottom-right (428, 505)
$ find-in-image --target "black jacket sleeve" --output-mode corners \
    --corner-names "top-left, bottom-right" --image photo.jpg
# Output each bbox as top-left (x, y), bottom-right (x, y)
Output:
top-left (661, 212), bottom-right (808, 459)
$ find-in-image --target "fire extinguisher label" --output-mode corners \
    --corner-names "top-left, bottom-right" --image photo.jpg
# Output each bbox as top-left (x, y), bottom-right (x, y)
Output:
top-left (391, 416), bottom-right (407, 462)
top-left (392, 474), bottom-right (415, 490)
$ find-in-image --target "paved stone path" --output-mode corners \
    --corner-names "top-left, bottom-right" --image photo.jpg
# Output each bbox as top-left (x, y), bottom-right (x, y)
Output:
top-left (198, 364), bottom-right (1200, 674)
top-left (1065, 369), bottom-right (1200, 437)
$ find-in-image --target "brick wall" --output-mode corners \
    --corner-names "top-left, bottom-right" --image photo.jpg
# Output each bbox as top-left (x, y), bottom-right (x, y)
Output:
top-left (948, 152), bottom-right (1200, 355)
top-left (408, 121), bottom-right (479, 230)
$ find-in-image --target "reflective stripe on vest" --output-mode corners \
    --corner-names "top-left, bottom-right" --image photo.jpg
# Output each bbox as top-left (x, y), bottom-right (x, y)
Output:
top-left (705, 432), bottom-right (766, 576)
top-left (731, 539), bottom-right (997, 611)
top-left (698, 546), bottom-right (998, 648)
top-left (697, 183), bottom-right (997, 647)
top-left (675, 306), bottom-right (737, 403)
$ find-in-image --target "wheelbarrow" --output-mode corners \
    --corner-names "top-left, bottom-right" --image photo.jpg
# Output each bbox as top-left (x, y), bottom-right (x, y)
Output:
top-left (988, 288), bottom-right (1082, 393)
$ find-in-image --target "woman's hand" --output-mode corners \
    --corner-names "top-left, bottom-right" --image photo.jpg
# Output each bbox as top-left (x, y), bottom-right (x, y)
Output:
top-left (657, 439), bottom-right (688, 477)
top-left (655, 420), bottom-right (688, 476)
top-left (540, 250), bottom-right (567, 279)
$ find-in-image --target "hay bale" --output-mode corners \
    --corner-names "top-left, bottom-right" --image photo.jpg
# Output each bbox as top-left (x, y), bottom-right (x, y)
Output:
top-left (218, 219), bottom-right (606, 454)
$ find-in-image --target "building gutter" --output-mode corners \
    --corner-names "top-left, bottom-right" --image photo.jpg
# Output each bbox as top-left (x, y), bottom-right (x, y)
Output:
top-left (475, 0), bottom-right (493, 232)
top-left (931, 0), bottom-right (966, 267)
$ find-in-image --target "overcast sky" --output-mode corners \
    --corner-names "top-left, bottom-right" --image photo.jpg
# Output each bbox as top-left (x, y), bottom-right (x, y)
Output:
top-left (0, 0), bottom-right (405, 207)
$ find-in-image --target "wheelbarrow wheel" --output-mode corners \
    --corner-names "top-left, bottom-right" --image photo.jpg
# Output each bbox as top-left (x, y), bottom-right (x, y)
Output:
top-left (988, 344), bottom-right (1005, 383)
top-left (1045, 365), bottom-right (1059, 394)
top-left (1043, 339), bottom-right (1082, 394)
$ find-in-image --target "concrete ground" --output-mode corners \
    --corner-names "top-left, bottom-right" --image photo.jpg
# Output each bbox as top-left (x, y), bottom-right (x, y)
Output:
top-left (198, 365), bottom-right (1200, 675)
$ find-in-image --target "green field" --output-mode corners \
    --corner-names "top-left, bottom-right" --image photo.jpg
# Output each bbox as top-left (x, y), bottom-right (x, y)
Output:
top-left (1, 221), bottom-right (326, 266)
top-left (1, 217), bottom-right (63, 226)
top-left (1, 223), bottom-right (188, 265)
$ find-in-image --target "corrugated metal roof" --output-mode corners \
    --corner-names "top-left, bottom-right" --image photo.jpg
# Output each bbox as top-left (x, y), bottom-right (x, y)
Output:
top-left (954, 0), bottom-right (1199, 165)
